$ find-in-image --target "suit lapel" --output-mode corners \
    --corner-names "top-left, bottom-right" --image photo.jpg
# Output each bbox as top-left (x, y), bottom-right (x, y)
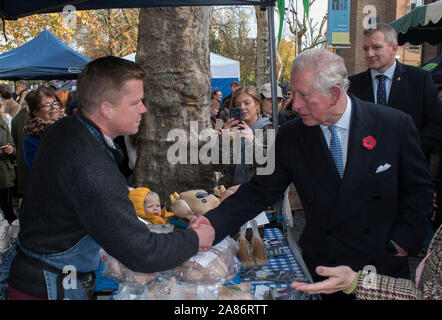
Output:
top-left (387, 61), bottom-right (405, 107)
top-left (298, 124), bottom-right (341, 195)
top-left (360, 70), bottom-right (375, 102)
top-left (337, 96), bottom-right (380, 208)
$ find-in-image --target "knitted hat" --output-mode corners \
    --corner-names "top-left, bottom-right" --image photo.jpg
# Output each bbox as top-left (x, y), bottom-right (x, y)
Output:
top-left (128, 187), bottom-right (151, 220)
top-left (129, 187), bottom-right (172, 224)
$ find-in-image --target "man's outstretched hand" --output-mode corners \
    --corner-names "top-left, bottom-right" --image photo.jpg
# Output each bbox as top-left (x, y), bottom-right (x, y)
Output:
top-left (189, 215), bottom-right (215, 251)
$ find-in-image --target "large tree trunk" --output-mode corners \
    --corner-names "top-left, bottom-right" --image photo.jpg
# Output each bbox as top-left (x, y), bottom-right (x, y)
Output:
top-left (255, 6), bottom-right (270, 87)
top-left (134, 7), bottom-right (216, 201)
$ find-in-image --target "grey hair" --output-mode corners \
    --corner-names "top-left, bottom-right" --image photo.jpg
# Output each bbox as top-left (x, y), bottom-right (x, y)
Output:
top-left (363, 22), bottom-right (398, 45)
top-left (291, 48), bottom-right (350, 96)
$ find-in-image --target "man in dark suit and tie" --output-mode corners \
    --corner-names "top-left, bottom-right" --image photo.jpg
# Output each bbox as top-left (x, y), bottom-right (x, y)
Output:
top-left (193, 48), bottom-right (433, 299)
top-left (348, 23), bottom-right (442, 161)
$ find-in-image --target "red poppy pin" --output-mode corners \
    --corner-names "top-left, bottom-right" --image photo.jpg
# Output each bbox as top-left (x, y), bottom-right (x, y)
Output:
top-left (362, 136), bottom-right (376, 150)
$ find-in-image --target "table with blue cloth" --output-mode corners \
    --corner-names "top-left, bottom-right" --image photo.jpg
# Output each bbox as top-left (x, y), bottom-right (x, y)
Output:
top-left (94, 227), bottom-right (319, 300)
top-left (232, 227), bottom-right (320, 300)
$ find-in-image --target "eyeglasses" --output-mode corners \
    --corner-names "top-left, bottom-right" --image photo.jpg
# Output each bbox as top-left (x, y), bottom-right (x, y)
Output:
top-left (40, 101), bottom-right (61, 110)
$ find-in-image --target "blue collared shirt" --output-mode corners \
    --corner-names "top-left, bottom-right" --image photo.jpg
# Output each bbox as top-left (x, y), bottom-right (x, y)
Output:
top-left (370, 60), bottom-right (396, 104)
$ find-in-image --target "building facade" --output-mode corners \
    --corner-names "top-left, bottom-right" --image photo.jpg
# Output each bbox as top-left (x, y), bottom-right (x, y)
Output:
top-left (339, 0), bottom-right (426, 76)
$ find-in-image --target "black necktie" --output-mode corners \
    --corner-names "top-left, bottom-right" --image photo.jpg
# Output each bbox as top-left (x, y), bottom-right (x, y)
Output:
top-left (376, 74), bottom-right (387, 105)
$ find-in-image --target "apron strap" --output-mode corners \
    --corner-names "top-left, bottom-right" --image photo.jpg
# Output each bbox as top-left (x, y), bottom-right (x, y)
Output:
top-left (16, 246), bottom-right (93, 300)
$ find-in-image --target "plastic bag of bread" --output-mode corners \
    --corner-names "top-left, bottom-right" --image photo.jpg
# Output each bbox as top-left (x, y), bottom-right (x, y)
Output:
top-left (217, 282), bottom-right (255, 300)
top-left (113, 276), bottom-right (219, 300)
top-left (112, 284), bottom-right (151, 300)
top-left (147, 276), bottom-right (218, 300)
top-left (237, 221), bottom-right (268, 267)
top-left (172, 236), bottom-right (240, 286)
top-left (251, 220), bottom-right (268, 266)
top-left (101, 250), bottom-right (158, 286)
top-left (237, 224), bottom-right (255, 268)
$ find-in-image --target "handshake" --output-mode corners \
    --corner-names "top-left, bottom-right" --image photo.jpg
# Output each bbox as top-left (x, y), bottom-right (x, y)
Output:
top-left (189, 216), bottom-right (215, 251)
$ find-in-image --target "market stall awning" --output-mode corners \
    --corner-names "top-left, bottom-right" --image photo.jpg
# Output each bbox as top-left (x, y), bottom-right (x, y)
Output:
top-left (0, 30), bottom-right (91, 80)
top-left (390, 0), bottom-right (442, 45)
top-left (0, 0), bottom-right (261, 20)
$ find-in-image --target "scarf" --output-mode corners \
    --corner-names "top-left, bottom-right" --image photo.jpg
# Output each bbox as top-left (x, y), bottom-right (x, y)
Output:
top-left (23, 111), bottom-right (66, 136)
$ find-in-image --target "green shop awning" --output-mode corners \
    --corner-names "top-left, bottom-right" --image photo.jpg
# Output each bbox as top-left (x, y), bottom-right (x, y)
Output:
top-left (422, 53), bottom-right (442, 83)
top-left (390, 0), bottom-right (442, 45)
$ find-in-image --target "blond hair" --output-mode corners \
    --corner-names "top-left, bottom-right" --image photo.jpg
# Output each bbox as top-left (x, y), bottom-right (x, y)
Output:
top-left (230, 86), bottom-right (263, 115)
top-left (145, 191), bottom-right (160, 204)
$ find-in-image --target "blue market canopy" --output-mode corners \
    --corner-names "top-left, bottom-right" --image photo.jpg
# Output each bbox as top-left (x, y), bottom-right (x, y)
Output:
top-left (0, 30), bottom-right (91, 80)
top-left (0, 0), bottom-right (261, 20)
top-left (390, 0), bottom-right (442, 45)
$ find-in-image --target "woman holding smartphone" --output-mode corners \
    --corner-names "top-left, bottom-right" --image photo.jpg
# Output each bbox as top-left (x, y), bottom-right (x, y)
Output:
top-left (216, 86), bottom-right (273, 187)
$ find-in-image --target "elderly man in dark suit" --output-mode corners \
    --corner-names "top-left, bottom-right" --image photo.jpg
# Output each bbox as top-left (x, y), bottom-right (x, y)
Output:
top-left (348, 23), bottom-right (442, 161)
top-left (195, 48), bottom-right (433, 299)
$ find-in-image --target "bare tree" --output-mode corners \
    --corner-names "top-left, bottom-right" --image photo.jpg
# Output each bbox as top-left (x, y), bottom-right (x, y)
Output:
top-left (134, 7), bottom-right (216, 201)
top-left (209, 6), bottom-right (256, 85)
top-left (287, 0), bottom-right (327, 55)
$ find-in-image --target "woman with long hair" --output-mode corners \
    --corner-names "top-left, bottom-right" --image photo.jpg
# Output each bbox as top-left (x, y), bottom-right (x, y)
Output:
top-left (23, 87), bottom-right (65, 169)
top-left (217, 86), bottom-right (273, 186)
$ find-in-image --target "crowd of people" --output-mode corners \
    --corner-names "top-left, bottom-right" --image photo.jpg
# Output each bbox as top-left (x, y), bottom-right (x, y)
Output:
top-left (210, 80), bottom-right (298, 130)
top-left (0, 22), bottom-right (440, 300)
top-left (0, 82), bottom-right (78, 226)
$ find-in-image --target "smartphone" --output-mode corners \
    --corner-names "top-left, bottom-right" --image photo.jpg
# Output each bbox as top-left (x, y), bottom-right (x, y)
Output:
top-left (0, 145), bottom-right (7, 150)
top-left (215, 118), bottom-right (224, 131)
top-left (230, 107), bottom-right (242, 123)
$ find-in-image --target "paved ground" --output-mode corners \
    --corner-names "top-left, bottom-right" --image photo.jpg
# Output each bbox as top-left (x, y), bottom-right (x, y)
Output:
top-left (289, 209), bottom-right (422, 282)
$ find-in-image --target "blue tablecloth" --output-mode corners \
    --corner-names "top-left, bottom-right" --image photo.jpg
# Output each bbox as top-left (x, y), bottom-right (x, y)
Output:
top-left (237, 228), bottom-right (317, 300)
